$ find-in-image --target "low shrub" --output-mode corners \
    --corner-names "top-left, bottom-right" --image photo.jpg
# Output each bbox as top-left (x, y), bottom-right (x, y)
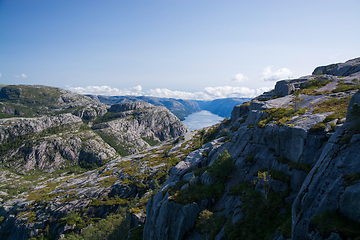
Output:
top-left (196, 210), bottom-right (227, 240)
top-left (227, 181), bottom-right (291, 240)
top-left (310, 209), bottom-right (360, 239)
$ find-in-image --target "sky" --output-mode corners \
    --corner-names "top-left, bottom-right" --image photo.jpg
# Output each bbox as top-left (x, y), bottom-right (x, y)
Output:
top-left (1, 0), bottom-right (359, 100)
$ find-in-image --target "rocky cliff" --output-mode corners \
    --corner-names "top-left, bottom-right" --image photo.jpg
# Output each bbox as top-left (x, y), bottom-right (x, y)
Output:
top-left (143, 57), bottom-right (360, 240)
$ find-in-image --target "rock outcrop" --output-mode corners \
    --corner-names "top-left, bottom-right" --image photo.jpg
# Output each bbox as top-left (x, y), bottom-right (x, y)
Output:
top-left (292, 90), bottom-right (360, 239)
top-left (0, 113), bottom-right (118, 174)
top-left (143, 57), bottom-right (360, 240)
top-left (93, 102), bottom-right (188, 155)
top-left (312, 57), bottom-right (360, 77)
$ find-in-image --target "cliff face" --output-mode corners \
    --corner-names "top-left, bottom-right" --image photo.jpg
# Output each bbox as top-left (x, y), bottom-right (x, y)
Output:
top-left (143, 57), bottom-right (360, 240)
top-left (93, 102), bottom-right (188, 155)
top-left (0, 113), bottom-right (117, 174)
top-left (292, 91), bottom-right (360, 240)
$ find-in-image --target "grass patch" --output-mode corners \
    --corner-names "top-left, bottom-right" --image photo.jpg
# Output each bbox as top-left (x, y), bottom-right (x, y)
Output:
top-left (98, 177), bottom-right (118, 188)
top-left (297, 78), bottom-right (331, 94)
top-left (257, 108), bottom-right (306, 128)
top-left (142, 137), bottom-right (159, 146)
top-left (312, 97), bottom-right (351, 119)
top-left (95, 131), bottom-right (130, 156)
top-left (332, 84), bottom-right (360, 93)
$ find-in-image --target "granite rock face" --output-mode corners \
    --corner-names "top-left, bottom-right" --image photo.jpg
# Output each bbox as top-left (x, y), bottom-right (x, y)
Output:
top-left (312, 57), bottom-right (360, 77)
top-left (143, 58), bottom-right (360, 240)
top-left (93, 103), bottom-right (188, 155)
top-left (292, 90), bottom-right (360, 239)
top-left (0, 113), bottom-right (117, 174)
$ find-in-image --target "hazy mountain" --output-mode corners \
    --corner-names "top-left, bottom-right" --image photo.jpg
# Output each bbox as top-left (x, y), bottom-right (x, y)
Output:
top-left (87, 95), bottom-right (251, 120)
top-left (196, 98), bottom-right (252, 118)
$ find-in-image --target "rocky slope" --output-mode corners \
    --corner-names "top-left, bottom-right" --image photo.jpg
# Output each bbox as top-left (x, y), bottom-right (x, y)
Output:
top-left (143, 57), bottom-right (360, 240)
top-left (0, 130), bottom-right (202, 240)
top-left (0, 87), bottom-right (188, 204)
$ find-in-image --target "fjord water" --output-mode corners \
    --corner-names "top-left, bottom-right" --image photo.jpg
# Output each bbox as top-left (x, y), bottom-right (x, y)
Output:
top-left (182, 110), bottom-right (224, 130)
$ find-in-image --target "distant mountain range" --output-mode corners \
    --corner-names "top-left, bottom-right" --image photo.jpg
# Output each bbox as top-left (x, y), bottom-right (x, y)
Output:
top-left (87, 95), bottom-right (251, 120)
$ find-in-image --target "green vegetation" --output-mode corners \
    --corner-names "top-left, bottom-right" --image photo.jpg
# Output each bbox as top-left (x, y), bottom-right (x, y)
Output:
top-left (100, 170), bottom-right (114, 177)
top-left (203, 125), bottom-right (220, 144)
top-left (332, 82), bottom-right (360, 93)
top-left (310, 210), bottom-right (360, 239)
top-left (93, 112), bottom-right (126, 124)
top-left (296, 77), bottom-right (331, 95)
top-left (98, 177), bottom-right (118, 187)
top-left (0, 85), bottom-right (81, 118)
top-left (94, 131), bottom-right (130, 156)
top-left (313, 70), bottom-right (323, 75)
top-left (227, 181), bottom-right (292, 240)
top-left (276, 157), bottom-right (312, 173)
top-left (142, 137), bottom-right (159, 146)
top-left (257, 108), bottom-right (306, 128)
top-left (169, 151), bottom-right (234, 205)
top-left (268, 169), bottom-right (291, 183)
top-left (312, 97), bottom-right (351, 120)
top-left (344, 172), bottom-right (360, 186)
top-left (196, 209), bottom-right (227, 240)
top-left (244, 155), bottom-right (255, 163)
top-left (89, 197), bottom-right (128, 207)
top-left (309, 122), bottom-right (327, 132)
top-left (128, 226), bottom-right (144, 240)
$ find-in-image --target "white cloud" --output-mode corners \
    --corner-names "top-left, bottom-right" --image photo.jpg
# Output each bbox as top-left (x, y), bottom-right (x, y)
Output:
top-left (67, 85), bottom-right (143, 96)
top-left (231, 73), bottom-right (249, 83)
top-left (12, 73), bottom-right (28, 78)
top-left (261, 66), bottom-right (292, 81)
top-left (68, 85), bottom-right (270, 101)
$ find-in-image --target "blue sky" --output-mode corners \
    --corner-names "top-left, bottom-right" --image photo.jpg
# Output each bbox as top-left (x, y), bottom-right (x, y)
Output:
top-left (1, 0), bottom-right (359, 100)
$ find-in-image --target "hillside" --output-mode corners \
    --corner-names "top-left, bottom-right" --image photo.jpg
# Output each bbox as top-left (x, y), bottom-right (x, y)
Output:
top-left (1, 57), bottom-right (360, 240)
top-left (0, 88), bottom-right (188, 206)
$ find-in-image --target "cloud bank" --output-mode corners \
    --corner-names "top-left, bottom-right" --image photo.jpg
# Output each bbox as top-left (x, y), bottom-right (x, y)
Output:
top-left (261, 66), bottom-right (292, 81)
top-left (67, 85), bottom-right (270, 101)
